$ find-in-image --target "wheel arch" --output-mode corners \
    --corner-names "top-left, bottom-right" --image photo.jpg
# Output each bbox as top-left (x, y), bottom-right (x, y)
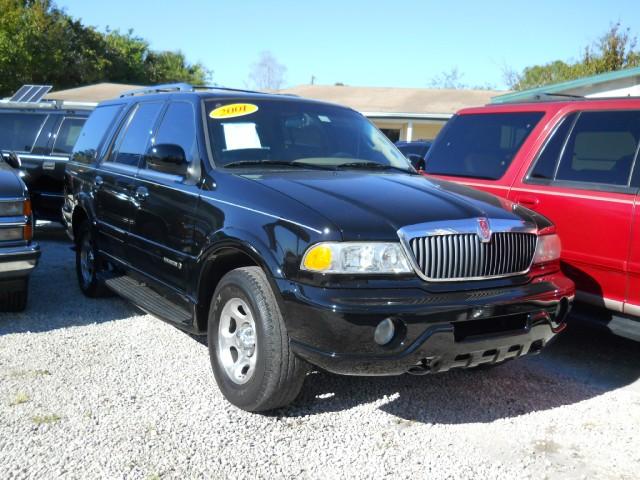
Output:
top-left (194, 234), bottom-right (283, 333)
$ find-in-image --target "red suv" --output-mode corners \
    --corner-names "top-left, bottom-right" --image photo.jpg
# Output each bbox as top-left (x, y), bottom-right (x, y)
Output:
top-left (423, 97), bottom-right (640, 339)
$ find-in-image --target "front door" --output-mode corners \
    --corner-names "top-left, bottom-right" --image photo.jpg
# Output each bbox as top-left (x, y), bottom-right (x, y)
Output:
top-left (128, 101), bottom-right (200, 295)
top-left (509, 109), bottom-right (640, 311)
top-left (94, 101), bottom-right (165, 262)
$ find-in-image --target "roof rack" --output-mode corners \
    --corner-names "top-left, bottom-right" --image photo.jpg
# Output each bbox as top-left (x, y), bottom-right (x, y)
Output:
top-left (119, 83), bottom-right (266, 98)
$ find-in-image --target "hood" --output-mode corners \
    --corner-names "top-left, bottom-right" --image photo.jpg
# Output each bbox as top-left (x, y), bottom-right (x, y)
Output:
top-left (244, 171), bottom-right (535, 241)
top-left (0, 160), bottom-right (25, 197)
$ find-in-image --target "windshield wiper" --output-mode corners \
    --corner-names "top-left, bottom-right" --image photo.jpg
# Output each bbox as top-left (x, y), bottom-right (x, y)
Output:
top-left (335, 161), bottom-right (415, 174)
top-left (224, 160), bottom-right (333, 170)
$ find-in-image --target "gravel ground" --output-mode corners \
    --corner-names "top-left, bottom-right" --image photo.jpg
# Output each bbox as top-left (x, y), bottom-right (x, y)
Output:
top-left (1, 225), bottom-right (639, 480)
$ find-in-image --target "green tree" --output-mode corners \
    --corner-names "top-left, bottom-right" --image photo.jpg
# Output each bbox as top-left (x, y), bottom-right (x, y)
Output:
top-left (508, 23), bottom-right (640, 90)
top-left (0, 0), bottom-right (210, 97)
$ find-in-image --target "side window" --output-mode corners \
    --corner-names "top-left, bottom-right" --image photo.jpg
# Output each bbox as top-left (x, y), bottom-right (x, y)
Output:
top-left (110, 102), bottom-right (164, 167)
top-left (528, 113), bottom-right (577, 181)
top-left (145, 102), bottom-right (197, 170)
top-left (72, 104), bottom-right (123, 164)
top-left (555, 111), bottom-right (640, 187)
top-left (52, 117), bottom-right (86, 155)
top-left (0, 113), bottom-right (48, 152)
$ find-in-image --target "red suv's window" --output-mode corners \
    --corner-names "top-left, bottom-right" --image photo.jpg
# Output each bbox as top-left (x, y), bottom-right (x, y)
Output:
top-left (424, 112), bottom-right (543, 180)
top-left (529, 110), bottom-right (640, 188)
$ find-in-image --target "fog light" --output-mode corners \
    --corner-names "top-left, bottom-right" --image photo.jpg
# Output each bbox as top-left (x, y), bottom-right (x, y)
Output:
top-left (374, 318), bottom-right (396, 346)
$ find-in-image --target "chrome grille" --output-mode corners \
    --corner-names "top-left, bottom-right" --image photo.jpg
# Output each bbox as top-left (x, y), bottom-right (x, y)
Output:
top-left (408, 232), bottom-right (537, 281)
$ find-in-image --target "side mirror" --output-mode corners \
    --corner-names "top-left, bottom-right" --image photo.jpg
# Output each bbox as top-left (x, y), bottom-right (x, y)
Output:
top-left (406, 153), bottom-right (424, 171)
top-left (144, 144), bottom-right (188, 176)
top-left (2, 151), bottom-right (22, 169)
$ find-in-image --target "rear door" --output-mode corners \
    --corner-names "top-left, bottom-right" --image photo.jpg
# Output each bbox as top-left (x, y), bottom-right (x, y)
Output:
top-left (128, 100), bottom-right (200, 294)
top-left (508, 109), bottom-right (640, 311)
top-left (95, 101), bottom-right (164, 262)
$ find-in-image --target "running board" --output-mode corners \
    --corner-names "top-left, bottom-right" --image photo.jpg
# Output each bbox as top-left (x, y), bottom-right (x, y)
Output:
top-left (104, 275), bottom-right (192, 325)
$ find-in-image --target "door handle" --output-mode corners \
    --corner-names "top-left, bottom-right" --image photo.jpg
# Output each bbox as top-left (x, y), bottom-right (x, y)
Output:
top-left (134, 186), bottom-right (150, 201)
top-left (515, 195), bottom-right (539, 208)
top-left (92, 176), bottom-right (104, 192)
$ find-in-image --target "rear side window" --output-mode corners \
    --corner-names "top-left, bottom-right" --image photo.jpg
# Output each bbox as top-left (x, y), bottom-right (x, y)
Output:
top-left (109, 102), bottom-right (164, 167)
top-left (424, 112), bottom-right (543, 180)
top-left (72, 105), bottom-right (122, 163)
top-left (0, 113), bottom-right (48, 152)
top-left (554, 111), bottom-right (640, 186)
top-left (53, 117), bottom-right (86, 155)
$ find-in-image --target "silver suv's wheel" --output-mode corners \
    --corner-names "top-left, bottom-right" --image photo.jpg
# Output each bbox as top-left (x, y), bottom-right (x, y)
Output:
top-left (217, 298), bottom-right (258, 384)
top-left (208, 266), bottom-right (309, 412)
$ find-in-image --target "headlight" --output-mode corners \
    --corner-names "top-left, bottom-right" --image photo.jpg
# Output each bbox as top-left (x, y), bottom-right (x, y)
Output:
top-left (532, 234), bottom-right (561, 264)
top-left (0, 200), bottom-right (24, 217)
top-left (301, 242), bottom-right (412, 274)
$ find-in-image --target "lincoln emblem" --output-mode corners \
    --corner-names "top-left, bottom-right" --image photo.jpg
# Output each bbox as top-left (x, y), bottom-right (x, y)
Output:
top-left (477, 217), bottom-right (491, 243)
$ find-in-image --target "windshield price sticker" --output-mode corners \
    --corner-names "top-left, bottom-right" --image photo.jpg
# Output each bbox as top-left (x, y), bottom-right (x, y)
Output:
top-left (210, 103), bottom-right (259, 119)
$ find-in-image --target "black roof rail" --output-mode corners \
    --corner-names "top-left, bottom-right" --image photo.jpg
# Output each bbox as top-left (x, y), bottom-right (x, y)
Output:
top-left (119, 83), bottom-right (194, 97)
top-left (119, 83), bottom-right (293, 98)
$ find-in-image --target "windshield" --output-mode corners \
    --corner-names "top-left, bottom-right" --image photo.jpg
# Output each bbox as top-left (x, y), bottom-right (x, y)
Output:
top-left (424, 112), bottom-right (544, 180)
top-left (205, 99), bottom-right (411, 171)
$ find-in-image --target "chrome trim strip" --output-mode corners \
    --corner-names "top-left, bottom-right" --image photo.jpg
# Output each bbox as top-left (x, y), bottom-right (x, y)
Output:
top-left (397, 218), bottom-right (538, 282)
top-left (0, 197), bottom-right (26, 203)
top-left (18, 154), bottom-right (69, 162)
top-left (204, 197), bottom-right (324, 235)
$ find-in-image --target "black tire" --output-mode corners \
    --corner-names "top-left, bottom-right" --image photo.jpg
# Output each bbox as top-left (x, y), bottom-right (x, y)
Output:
top-left (0, 279), bottom-right (28, 312)
top-left (207, 266), bottom-right (308, 412)
top-left (75, 222), bottom-right (110, 298)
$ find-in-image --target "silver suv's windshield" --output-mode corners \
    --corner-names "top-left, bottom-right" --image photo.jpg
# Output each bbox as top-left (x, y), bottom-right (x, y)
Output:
top-left (205, 99), bottom-right (413, 172)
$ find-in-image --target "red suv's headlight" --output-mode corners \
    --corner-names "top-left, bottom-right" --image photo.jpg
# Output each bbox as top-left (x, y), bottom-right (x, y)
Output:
top-left (533, 233), bottom-right (561, 264)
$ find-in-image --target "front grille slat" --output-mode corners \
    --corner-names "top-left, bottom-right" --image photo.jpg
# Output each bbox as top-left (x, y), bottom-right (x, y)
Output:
top-left (407, 231), bottom-right (537, 281)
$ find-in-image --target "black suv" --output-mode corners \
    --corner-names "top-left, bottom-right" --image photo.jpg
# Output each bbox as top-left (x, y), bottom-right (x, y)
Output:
top-left (0, 155), bottom-right (39, 311)
top-left (64, 84), bottom-right (574, 411)
top-left (0, 95), bottom-right (91, 221)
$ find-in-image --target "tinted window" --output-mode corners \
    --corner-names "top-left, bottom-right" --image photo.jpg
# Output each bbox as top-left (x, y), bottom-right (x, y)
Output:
top-left (110, 102), bottom-right (163, 167)
top-left (53, 117), bottom-right (86, 155)
top-left (424, 112), bottom-right (543, 180)
top-left (145, 102), bottom-right (197, 170)
top-left (0, 112), bottom-right (48, 152)
top-left (529, 113), bottom-right (578, 180)
top-left (555, 111), bottom-right (640, 186)
top-left (72, 105), bottom-right (122, 163)
top-left (205, 100), bottom-right (409, 169)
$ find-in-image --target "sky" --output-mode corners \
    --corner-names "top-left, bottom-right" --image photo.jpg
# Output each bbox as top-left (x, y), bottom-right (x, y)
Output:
top-left (57, 0), bottom-right (640, 91)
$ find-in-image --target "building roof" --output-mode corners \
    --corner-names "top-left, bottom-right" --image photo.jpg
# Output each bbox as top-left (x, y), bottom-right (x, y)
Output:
top-left (278, 84), bottom-right (506, 118)
top-left (492, 66), bottom-right (640, 104)
top-left (45, 82), bottom-right (507, 118)
top-left (46, 83), bottom-right (142, 102)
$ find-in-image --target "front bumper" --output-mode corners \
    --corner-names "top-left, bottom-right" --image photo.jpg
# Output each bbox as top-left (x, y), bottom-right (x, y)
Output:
top-left (0, 244), bottom-right (41, 279)
top-left (277, 272), bottom-right (574, 375)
